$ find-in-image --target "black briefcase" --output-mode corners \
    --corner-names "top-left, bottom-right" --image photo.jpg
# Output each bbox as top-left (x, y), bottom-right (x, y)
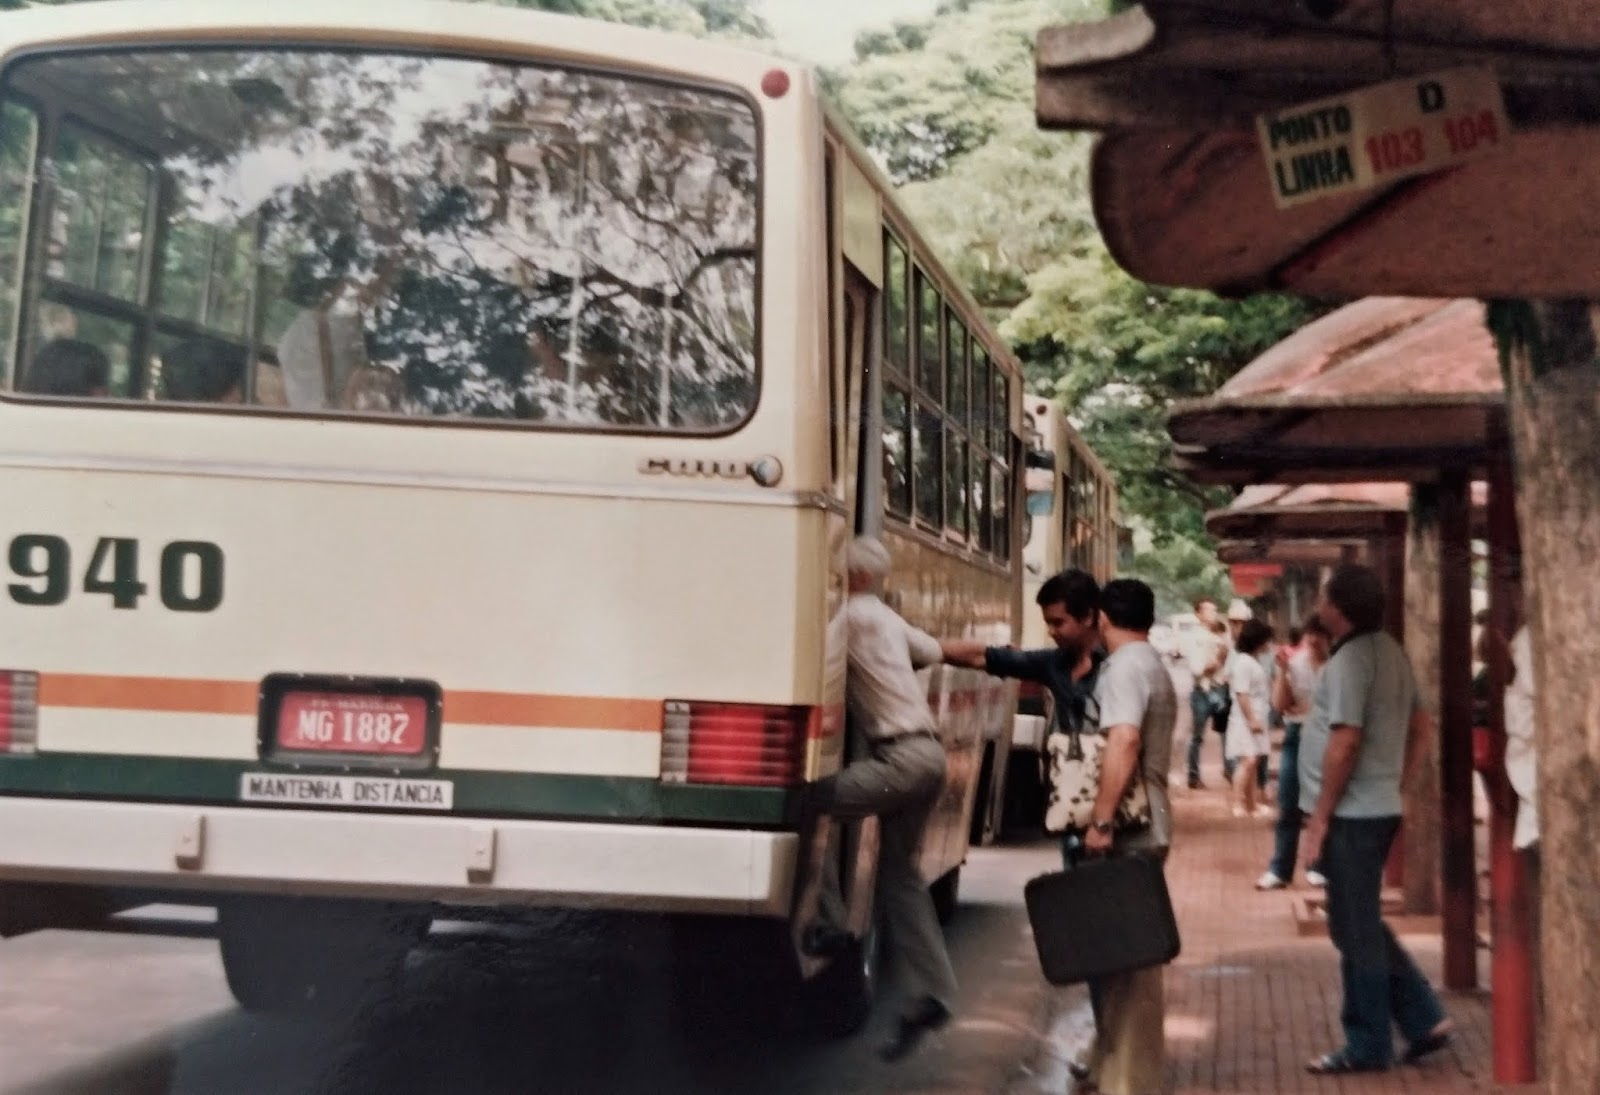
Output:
top-left (1023, 854), bottom-right (1181, 985)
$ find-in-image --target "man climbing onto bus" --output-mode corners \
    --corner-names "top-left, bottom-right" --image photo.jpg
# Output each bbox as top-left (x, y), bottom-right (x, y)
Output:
top-left (806, 535), bottom-right (959, 1062)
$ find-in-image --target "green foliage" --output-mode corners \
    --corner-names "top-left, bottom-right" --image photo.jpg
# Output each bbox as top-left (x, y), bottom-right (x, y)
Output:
top-left (1122, 536), bottom-right (1234, 621)
top-left (1005, 246), bottom-right (1322, 544)
top-left (834, 0), bottom-right (1103, 184)
top-left (471, 0), bottom-right (771, 39)
top-left (831, 0), bottom-right (1322, 552)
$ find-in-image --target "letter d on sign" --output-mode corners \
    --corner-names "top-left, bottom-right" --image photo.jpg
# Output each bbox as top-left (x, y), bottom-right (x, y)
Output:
top-left (1418, 80), bottom-right (1446, 113)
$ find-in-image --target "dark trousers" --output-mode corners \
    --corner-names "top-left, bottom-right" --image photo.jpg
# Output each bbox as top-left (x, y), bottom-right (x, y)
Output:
top-left (1323, 816), bottom-right (1446, 1065)
top-left (1187, 688), bottom-right (1219, 782)
top-left (1268, 725), bottom-right (1322, 880)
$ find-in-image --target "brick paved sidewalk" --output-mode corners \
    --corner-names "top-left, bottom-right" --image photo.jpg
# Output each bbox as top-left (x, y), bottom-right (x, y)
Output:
top-left (1156, 779), bottom-right (1541, 1095)
top-left (1016, 768), bottom-right (1544, 1095)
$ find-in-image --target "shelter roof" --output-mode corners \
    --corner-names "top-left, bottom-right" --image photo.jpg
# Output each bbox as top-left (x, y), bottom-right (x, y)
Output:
top-left (1169, 297), bottom-right (1503, 484)
top-left (1207, 480), bottom-right (1488, 542)
top-left (1036, 1), bottom-right (1600, 297)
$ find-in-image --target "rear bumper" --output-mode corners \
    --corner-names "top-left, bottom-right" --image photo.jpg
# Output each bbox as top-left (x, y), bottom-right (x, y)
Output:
top-left (0, 797), bottom-right (799, 916)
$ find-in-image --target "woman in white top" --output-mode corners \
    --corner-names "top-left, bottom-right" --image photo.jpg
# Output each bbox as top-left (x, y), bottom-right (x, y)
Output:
top-left (1225, 619), bottom-right (1276, 819)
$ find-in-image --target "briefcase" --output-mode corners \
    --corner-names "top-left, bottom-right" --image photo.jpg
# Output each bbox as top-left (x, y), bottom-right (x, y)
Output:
top-left (1023, 854), bottom-right (1180, 985)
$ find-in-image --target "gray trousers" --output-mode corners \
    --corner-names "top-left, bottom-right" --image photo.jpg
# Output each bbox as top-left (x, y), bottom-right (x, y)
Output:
top-left (812, 733), bottom-right (958, 1008)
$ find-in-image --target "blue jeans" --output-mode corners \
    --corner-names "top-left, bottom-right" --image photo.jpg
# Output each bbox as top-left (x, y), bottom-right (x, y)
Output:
top-left (1268, 725), bottom-right (1322, 880)
top-left (1322, 816), bottom-right (1446, 1065)
top-left (1188, 687), bottom-right (1233, 782)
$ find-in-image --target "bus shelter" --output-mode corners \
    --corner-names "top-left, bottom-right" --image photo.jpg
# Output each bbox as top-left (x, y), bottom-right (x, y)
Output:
top-left (1030, 7), bottom-right (1600, 1081)
top-left (1207, 480), bottom-right (1489, 633)
top-left (1165, 295), bottom-right (1530, 1075)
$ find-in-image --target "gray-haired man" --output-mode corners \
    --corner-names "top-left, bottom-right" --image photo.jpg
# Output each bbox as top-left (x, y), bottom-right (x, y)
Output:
top-left (807, 535), bottom-right (957, 1061)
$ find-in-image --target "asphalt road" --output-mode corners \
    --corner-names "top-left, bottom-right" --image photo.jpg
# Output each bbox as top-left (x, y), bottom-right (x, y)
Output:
top-left (0, 841), bottom-right (1079, 1095)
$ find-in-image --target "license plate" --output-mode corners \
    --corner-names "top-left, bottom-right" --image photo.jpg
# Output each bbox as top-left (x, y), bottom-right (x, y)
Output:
top-left (276, 691), bottom-right (429, 757)
top-left (240, 773), bottom-right (453, 811)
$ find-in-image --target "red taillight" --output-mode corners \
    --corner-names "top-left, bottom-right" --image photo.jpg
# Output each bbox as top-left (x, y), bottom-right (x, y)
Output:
top-left (0, 670), bottom-right (39, 754)
top-left (661, 702), bottom-right (812, 788)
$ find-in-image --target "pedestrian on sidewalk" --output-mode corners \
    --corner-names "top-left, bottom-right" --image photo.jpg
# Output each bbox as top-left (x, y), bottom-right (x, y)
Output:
top-left (1076, 579), bottom-right (1178, 1095)
top-left (1300, 565), bottom-right (1454, 1075)
top-left (1183, 601), bottom-right (1228, 788)
top-left (805, 536), bottom-right (958, 1062)
top-left (1224, 618), bottom-right (1275, 820)
top-left (1257, 616), bottom-right (1330, 890)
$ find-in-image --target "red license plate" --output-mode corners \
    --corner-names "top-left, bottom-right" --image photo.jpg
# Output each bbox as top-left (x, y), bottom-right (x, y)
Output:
top-left (276, 692), bottom-right (429, 757)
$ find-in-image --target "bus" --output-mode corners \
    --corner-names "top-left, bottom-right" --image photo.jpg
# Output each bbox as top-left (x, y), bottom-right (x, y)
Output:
top-left (1000, 396), bottom-right (1120, 833)
top-left (0, 1), bottom-right (1024, 1027)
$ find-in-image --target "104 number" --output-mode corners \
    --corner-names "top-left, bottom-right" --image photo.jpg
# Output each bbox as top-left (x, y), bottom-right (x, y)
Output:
top-left (7, 535), bottom-right (224, 612)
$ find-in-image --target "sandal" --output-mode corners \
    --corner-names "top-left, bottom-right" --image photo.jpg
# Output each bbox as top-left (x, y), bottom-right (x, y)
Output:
top-left (1306, 1049), bottom-right (1388, 1075)
top-left (1403, 1027), bottom-right (1452, 1064)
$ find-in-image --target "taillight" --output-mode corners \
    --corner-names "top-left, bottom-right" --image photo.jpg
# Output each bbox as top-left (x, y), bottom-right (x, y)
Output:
top-left (660, 702), bottom-right (813, 787)
top-left (0, 670), bottom-right (39, 754)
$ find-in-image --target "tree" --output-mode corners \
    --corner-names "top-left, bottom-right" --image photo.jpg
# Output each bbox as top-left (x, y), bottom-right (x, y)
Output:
top-left (1005, 246), bottom-right (1324, 545)
top-left (833, 0), bottom-right (1101, 184)
top-left (1485, 299), bottom-right (1600, 1095)
top-left (829, 0), bottom-right (1322, 552)
top-left (481, 0), bottom-right (770, 39)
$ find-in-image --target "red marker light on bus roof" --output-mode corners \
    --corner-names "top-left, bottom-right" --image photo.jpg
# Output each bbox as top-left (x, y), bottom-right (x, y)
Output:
top-left (761, 69), bottom-right (791, 99)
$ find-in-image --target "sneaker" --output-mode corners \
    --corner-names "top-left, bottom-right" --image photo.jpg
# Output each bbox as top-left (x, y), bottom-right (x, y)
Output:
top-left (1255, 871), bottom-right (1288, 891)
top-left (1305, 869), bottom-right (1328, 888)
top-left (1230, 805), bottom-right (1247, 818)
top-left (1252, 805), bottom-right (1276, 820)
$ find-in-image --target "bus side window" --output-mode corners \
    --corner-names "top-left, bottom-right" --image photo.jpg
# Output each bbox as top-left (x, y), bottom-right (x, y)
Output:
top-left (0, 99), bottom-right (39, 386)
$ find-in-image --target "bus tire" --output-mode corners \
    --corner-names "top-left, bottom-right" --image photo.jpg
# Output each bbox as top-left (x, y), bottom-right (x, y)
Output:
top-left (217, 897), bottom-right (425, 1015)
top-left (802, 911), bottom-right (881, 1038)
top-left (930, 867), bottom-right (960, 925)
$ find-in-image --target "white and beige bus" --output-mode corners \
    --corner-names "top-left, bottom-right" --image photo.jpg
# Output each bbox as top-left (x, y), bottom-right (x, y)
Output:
top-left (1001, 396), bottom-right (1120, 831)
top-left (0, 0), bottom-right (1025, 1024)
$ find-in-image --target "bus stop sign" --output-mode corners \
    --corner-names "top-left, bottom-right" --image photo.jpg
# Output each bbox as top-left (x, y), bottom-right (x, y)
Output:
top-left (1256, 66), bottom-right (1511, 210)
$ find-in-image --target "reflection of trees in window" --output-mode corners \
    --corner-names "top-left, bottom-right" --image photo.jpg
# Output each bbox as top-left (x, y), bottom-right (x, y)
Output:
top-left (945, 309), bottom-right (966, 428)
top-left (945, 431), bottom-right (967, 538)
top-left (49, 125), bottom-right (149, 302)
top-left (882, 381), bottom-right (910, 517)
top-left (914, 269), bottom-right (940, 398)
top-left (0, 101), bottom-right (36, 379)
top-left (913, 402), bottom-right (942, 527)
top-left (13, 49), bottom-right (760, 430)
top-left (884, 235), bottom-right (908, 372)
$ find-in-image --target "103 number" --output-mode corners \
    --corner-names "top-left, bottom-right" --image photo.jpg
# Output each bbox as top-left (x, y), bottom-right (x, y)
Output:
top-left (7, 535), bottom-right (224, 612)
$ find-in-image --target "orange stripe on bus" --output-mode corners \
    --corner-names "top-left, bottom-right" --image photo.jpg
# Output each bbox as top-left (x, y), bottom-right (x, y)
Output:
top-left (445, 692), bottom-right (663, 732)
top-left (38, 674), bottom-right (260, 715)
top-left (37, 674), bottom-right (664, 732)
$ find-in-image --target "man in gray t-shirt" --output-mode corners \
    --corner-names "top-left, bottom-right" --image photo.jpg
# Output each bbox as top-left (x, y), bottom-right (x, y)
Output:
top-left (1077, 579), bottom-right (1175, 1095)
top-left (1095, 630), bottom-right (1178, 855)
top-left (1299, 566), bottom-right (1450, 1076)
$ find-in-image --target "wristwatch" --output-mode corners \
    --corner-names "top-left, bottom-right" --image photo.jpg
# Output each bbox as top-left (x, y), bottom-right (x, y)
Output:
top-left (1090, 818), bottom-right (1115, 835)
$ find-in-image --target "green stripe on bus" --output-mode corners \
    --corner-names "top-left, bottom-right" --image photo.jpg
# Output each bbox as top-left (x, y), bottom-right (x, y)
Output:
top-left (0, 754), bottom-right (799, 827)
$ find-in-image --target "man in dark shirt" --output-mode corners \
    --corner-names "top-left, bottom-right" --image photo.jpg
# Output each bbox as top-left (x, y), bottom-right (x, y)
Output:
top-left (940, 567), bottom-right (1105, 1085)
top-left (941, 568), bottom-right (1104, 735)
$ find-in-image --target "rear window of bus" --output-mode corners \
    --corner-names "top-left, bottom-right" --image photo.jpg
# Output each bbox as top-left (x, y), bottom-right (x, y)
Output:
top-left (0, 48), bottom-right (760, 433)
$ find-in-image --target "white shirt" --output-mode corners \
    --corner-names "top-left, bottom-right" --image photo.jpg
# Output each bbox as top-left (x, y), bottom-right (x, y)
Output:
top-left (846, 592), bottom-right (940, 741)
top-left (1503, 627), bottom-right (1538, 850)
top-left (1284, 648), bottom-right (1323, 721)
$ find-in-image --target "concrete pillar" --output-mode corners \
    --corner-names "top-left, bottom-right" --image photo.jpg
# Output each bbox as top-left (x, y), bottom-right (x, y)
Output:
top-left (1438, 468), bottom-right (1477, 991)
